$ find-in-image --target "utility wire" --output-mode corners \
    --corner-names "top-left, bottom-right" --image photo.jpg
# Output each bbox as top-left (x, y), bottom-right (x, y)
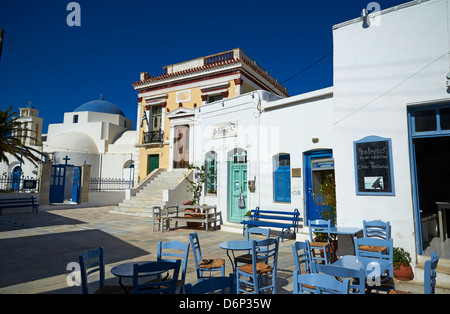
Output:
top-left (4, 32), bottom-right (135, 105)
top-left (4, 42), bottom-right (92, 100)
top-left (279, 50), bottom-right (333, 86)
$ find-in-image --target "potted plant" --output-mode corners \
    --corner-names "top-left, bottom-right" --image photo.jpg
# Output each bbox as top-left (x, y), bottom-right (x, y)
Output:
top-left (393, 247), bottom-right (414, 281)
top-left (313, 174), bottom-right (338, 261)
top-left (243, 210), bottom-right (252, 221)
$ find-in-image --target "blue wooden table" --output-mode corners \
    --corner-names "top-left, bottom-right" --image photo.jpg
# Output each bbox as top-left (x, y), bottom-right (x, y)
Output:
top-left (332, 255), bottom-right (392, 292)
top-left (219, 240), bottom-right (253, 272)
top-left (110, 261), bottom-right (166, 293)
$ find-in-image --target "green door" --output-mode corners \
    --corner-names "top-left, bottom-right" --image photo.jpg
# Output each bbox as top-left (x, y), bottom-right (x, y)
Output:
top-left (228, 150), bottom-right (248, 222)
top-left (148, 154), bottom-right (159, 174)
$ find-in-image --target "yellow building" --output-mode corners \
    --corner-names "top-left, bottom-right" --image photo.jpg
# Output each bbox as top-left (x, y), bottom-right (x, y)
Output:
top-left (132, 48), bottom-right (288, 183)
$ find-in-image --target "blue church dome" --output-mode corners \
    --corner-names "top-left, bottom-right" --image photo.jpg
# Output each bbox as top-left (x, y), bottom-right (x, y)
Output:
top-left (74, 97), bottom-right (125, 117)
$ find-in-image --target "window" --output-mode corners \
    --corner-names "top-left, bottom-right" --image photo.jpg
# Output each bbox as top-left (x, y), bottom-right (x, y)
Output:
top-left (73, 115), bottom-right (79, 123)
top-left (205, 151), bottom-right (217, 195)
top-left (411, 105), bottom-right (450, 134)
top-left (151, 105), bottom-right (162, 131)
top-left (207, 94), bottom-right (223, 103)
top-left (273, 154), bottom-right (291, 202)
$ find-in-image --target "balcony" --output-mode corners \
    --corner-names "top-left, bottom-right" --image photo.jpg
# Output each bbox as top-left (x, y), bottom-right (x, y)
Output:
top-left (143, 130), bottom-right (164, 145)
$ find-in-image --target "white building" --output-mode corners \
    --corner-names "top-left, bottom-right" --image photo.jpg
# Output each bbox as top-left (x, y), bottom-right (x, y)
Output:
top-left (188, 0), bottom-right (450, 267)
top-left (43, 97), bottom-right (137, 182)
top-left (333, 0), bottom-right (450, 259)
top-left (0, 105), bottom-right (43, 190)
top-left (192, 88), bottom-right (333, 229)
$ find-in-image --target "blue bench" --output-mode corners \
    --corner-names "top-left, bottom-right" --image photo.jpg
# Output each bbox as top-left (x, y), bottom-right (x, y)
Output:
top-left (0, 197), bottom-right (39, 216)
top-left (241, 207), bottom-right (301, 241)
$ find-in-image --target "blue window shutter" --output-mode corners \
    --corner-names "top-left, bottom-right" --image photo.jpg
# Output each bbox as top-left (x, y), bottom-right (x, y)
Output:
top-left (274, 171), bottom-right (284, 202)
top-left (274, 154), bottom-right (291, 202)
top-left (284, 167), bottom-right (291, 202)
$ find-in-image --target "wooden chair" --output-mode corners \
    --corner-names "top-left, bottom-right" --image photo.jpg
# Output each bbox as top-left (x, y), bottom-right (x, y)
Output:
top-left (185, 275), bottom-right (236, 294)
top-left (79, 246), bottom-right (125, 294)
top-left (235, 227), bottom-right (270, 267)
top-left (189, 232), bottom-right (225, 282)
top-left (152, 206), bottom-right (172, 232)
top-left (132, 260), bottom-right (181, 294)
top-left (389, 252), bottom-right (440, 294)
top-left (354, 237), bottom-right (394, 292)
top-left (293, 272), bottom-right (350, 294)
top-left (308, 219), bottom-right (332, 265)
top-left (292, 240), bottom-right (313, 274)
top-left (363, 220), bottom-right (391, 240)
top-left (156, 240), bottom-right (190, 293)
top-left (312, 261), bottom-right (365, 294)
top-left (424, 252), bottom-right (440, 294)
top-left (236, 237), bottom-right (279, 294)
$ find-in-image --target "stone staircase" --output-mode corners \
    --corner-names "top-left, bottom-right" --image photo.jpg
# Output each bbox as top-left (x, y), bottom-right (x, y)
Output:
top-left (110, 169), bottom-right (191, 217)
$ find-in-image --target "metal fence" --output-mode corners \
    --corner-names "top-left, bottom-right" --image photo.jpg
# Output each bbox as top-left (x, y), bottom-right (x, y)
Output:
top-left (89, 178), bottom-right (134, 192)
top-left (0, 174), bottom-right (39, 193)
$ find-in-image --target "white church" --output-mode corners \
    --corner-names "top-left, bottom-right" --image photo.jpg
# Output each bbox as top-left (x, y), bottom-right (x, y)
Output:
top-left (1, 97), bottom-right (137, 201)
top-left (43, 96), bottom-right (137, 182)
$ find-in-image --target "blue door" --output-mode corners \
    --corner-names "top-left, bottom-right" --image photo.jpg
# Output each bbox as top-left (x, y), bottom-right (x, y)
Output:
top-left (72, 167), bottom-right (81, 204)
top-left (304, 150), bottom-right (333, 222)
top-left (12, 166), bottom-right (21, 190)
top-left (50, 165), bottom-right (66, 204)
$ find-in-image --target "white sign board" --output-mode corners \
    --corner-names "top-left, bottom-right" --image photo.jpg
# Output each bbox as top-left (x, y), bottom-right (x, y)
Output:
top-left (212, 121), bottom-right (238, 139)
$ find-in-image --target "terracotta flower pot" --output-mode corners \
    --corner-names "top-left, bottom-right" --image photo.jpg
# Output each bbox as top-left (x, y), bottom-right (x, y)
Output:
top-left (394, 264), bottom-right (414, 281)
top-left (184, 208), bottom-right (201, 228)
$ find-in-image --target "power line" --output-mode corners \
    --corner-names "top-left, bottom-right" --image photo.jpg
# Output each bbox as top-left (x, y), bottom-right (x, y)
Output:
top-left (333, 52), bottom-right (448, 126)
top-left (4, 42), bottom-right (92, 100)
top-left (4, 32), bottom-right (136, 105)
top-left (280, 50), bottom-right (333, 86)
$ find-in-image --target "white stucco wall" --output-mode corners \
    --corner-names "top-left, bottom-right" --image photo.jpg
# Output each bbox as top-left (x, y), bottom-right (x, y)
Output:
top-left (260, 88), bottom-right (334, 220)
top-left (332, 0), bottom-right (450, 258)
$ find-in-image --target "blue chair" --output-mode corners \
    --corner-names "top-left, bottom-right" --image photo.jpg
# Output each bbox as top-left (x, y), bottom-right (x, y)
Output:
top-left (185, 274), bottom-right (236, 294)
top-left (424, 252), bottom-right (440, 294)
top-left (236, 237), bottom-right (279, 294)
top-left (189, 232), bottom-right (225, 282)
top-left (312, 261), bottom-right (365, 294)
top-left (354, 237), bottom-right (394, 291)
top-left (363, 220), bottom-right (391, 240)
top-left (292, 240), bottom-right (312, 274)
top-left (156, 240), bottom-right (190, 293)
top-left (132, 260), bottom-right (181, 294)
top-left (235, 227), bottom-right (270, 266)
top-left (79, 246), bottom-right (125, 294)
top-left (293, 272), bottom-right (350, 294)
top-left (308, 219), bottom-right (332, 265)
top-left (389, 252), bottom-right (440, 294)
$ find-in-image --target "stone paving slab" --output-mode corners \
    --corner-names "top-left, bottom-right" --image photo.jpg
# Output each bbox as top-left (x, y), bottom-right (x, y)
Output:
top-left (0, 205), bottom-right (447, 294)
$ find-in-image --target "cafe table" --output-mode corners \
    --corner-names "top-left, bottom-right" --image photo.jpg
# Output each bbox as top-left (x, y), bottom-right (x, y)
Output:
top-left (219, 240), bottom-right (253, 272)
top-left (110, 261), bottom-right (166, 293)
top-left (332, 255), bottom-right (393, 292)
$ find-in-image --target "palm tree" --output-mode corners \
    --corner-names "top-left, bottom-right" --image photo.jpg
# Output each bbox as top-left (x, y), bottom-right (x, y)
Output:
top-left (0, 106), bottom-right (44, 166)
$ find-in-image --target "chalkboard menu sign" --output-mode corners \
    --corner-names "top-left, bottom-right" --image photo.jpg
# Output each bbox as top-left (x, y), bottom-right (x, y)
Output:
top-left (353, 136), bottom-right (395, 196)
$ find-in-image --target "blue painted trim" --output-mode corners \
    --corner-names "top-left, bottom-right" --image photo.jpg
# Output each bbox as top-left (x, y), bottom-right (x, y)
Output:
top-left (304, 150), bottom-right (333, 221)
top-left (353, 135), bottom-right (395, 196)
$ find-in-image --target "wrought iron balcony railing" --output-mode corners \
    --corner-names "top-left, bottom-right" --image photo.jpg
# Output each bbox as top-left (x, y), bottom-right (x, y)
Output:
top-left (143, 130), bottom-right (164, 144)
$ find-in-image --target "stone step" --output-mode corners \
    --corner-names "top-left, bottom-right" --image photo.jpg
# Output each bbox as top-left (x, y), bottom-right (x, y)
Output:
top-left (111, 169), bottom-right (188, 217)
top-left (414, 256), bottom-right (450, 289)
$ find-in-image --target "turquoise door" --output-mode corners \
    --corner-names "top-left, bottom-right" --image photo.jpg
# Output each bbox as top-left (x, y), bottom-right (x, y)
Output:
top-left (228, 150), bottom-right (248, 222)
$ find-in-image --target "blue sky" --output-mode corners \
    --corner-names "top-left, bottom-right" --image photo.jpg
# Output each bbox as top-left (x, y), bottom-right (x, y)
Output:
top-left (0, 0), bottom-right (404, 133)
